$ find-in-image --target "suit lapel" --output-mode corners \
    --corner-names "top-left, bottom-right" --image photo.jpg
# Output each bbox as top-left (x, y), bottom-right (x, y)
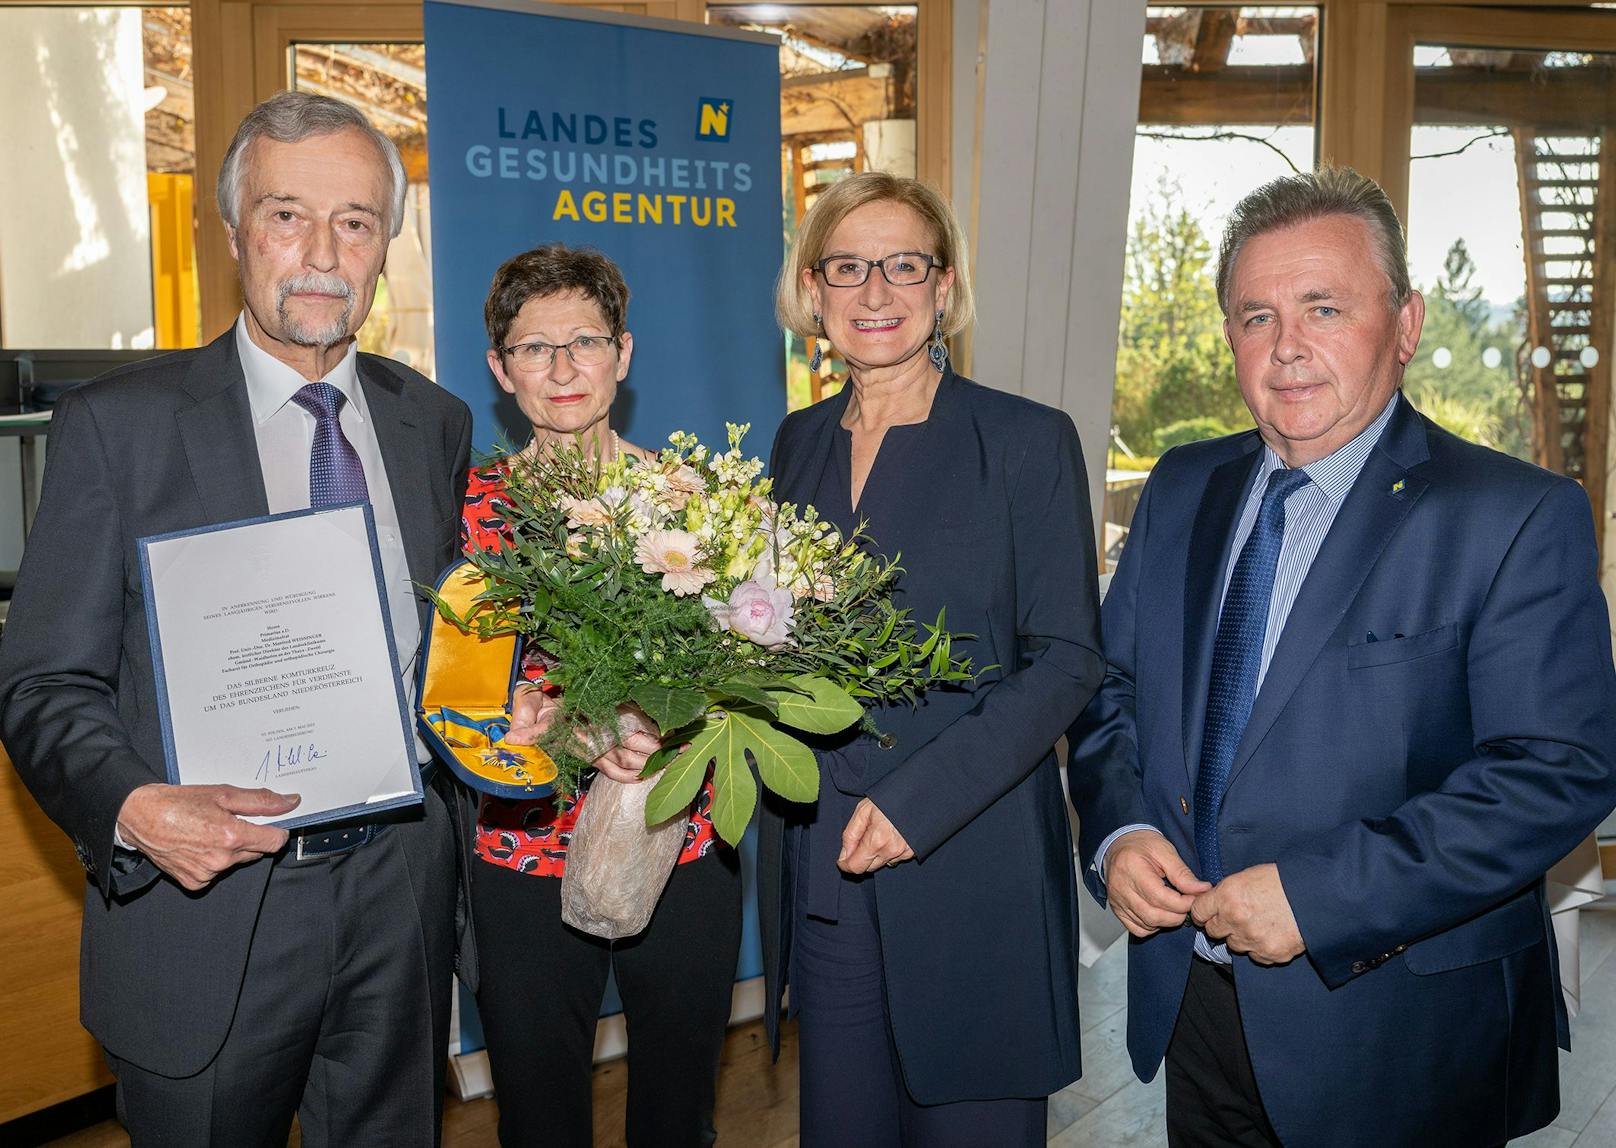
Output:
top-left (358, 357), bottom-right (436, 586)
top-left (175, 332), bottom-right (270, 524)
top-left (1182, 442), bottom-right (1263, 786)
top-left (776, 390), bottom-right (848, 510)
top-left (1225, 397), bottom-right (1432, 788)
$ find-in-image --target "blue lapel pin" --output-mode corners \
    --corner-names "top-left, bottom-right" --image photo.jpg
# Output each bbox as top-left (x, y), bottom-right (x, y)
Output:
top-left (1390, 479), bottom-right (1406, 496)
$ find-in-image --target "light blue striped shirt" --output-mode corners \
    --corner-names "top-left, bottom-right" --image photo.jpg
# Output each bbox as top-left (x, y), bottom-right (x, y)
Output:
top-left (1097, 392), bottom-right (1400, 963)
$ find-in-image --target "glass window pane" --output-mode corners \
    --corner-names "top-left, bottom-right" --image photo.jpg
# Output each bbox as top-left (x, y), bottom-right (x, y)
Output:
top-left (0, 6), bottom-right (197, 351)
top-left (1407, 43), bottom-right (1614, 478)
top-left (1109, 6), bottom-right (1318, 567)
top-left (291, 42), bottom-right (433, 377)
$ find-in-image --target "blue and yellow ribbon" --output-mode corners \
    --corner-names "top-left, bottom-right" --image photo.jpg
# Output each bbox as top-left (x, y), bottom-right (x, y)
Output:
top-left (427, 706), bottom-right (558, 788)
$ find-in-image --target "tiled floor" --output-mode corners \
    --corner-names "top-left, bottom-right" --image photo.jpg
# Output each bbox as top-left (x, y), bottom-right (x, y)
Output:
top-left (1045, 905), bottom-right (1616, 1148)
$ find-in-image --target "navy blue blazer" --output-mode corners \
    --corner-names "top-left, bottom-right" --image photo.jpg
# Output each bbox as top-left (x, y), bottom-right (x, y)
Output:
top-left (1068, 393), bottom-right (1616, 1146)
top-left (756, 368), bottom-right (1104, 1104)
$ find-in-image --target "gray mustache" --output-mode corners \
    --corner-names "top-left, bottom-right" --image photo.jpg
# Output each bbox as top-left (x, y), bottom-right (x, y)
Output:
top-left (277, 274), bottom-right (354, 305)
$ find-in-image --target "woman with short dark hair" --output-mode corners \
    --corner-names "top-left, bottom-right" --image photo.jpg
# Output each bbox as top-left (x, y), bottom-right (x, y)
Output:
top-left (463, 243), bottom-right (741, 1148)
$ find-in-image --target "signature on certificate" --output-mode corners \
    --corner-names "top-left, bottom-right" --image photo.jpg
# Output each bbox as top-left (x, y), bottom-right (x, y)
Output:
top-left (256, 740), bottom-right (329, 782)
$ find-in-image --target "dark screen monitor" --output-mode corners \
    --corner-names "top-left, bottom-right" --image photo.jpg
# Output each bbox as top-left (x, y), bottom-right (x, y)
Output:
top-left (0, 349), bottom-right (166, 412)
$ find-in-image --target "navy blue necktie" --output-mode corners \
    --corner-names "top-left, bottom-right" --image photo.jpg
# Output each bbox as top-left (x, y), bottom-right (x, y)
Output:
top-left (1194, 466), bottom-right (1311, 883)
top-left (292, 381), bottom-right (369, 507)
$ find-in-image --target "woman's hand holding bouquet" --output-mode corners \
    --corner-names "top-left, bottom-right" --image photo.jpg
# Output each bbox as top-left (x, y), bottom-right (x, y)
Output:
top-left (438, 423), bottom-right (975, 848)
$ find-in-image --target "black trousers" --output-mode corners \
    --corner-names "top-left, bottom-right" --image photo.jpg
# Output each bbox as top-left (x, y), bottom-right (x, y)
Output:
top-left (790, 821), bottom-right (1047, 1148)
top-left (470, 849), bottom-right (743, 1148)
top-left (107, 784), bottom-right (458, 1147)
top-left (1166, 958), bottom-right (1284, 1148)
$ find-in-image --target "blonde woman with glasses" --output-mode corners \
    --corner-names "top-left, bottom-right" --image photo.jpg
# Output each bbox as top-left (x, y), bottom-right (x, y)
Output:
top-left (757, 173), bottom-right (1105, 1146)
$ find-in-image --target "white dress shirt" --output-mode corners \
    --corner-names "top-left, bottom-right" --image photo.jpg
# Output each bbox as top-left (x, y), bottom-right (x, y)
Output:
top-left (235, 316), bottom-right (428, 765)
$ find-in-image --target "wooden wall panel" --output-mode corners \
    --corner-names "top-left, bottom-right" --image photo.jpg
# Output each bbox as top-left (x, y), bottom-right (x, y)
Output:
top-left (0, 750), bottom-right (107, 1123)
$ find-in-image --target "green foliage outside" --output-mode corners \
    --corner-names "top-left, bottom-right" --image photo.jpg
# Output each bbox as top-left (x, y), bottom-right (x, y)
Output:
top-left (1112, 180), bottom-right (1532, 465)
top-left (1111, 177), bottom-right (1250, 459)
top-left (1155, 417), bottom-right (1238, 454)
top-left (1400, 238), bottom-right (1531, 460)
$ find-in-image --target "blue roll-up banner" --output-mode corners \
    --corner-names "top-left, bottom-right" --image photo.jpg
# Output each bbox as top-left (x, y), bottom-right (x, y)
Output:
top-left (424, 0), bottom-right (784, 451)
top-left (423, 0), bottom-right (781, 1042)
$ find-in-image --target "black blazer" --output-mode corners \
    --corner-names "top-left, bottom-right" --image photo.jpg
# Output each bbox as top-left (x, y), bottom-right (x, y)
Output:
top-left (757, 368), bottom-right (1104, 1104)
top-left (0, 329), bottom-right (472, 1077)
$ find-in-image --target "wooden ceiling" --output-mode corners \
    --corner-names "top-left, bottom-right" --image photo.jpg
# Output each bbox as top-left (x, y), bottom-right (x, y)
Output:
top-left (1140, 4), bottom-right (1616, 130)
top-left (144, 6), bottom-right (918, 175)
top-left (707, 5), bottom-right (917, 136)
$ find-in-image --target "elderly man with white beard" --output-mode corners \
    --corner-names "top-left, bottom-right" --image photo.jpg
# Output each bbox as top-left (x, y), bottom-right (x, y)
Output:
top-left (0, 91), bottom-right (475, 1146)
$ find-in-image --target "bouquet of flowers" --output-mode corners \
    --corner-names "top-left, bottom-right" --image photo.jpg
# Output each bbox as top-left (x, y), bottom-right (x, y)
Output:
top-left (438, 423), bottom-right (972, 935)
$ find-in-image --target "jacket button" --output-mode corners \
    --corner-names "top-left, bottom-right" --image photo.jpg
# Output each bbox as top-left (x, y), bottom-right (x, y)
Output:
top-left (1179, 796), bottom-right (1189, 815)
top-left (1351, 960), bottom-right (1368, 974)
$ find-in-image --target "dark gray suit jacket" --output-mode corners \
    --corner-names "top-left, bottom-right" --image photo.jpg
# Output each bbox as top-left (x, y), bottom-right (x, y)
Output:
top-left (0, 329), bottom-right (473, 1077)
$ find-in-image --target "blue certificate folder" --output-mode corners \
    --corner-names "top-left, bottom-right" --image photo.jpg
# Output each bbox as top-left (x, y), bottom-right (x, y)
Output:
top-left (137, 502), bottom-right (423, 831)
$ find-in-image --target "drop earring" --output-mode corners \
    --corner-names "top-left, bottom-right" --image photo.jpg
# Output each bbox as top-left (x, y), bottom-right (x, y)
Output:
top-left (929, 310), bottom-right (947, 372)
top-left (809, 312), bottom-right (824, 372)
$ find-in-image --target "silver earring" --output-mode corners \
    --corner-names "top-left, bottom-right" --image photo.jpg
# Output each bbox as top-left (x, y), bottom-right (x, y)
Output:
top-left (929, 310), bottom-right (947, 372)
top-left (810, 312), bottom-right (824, 372)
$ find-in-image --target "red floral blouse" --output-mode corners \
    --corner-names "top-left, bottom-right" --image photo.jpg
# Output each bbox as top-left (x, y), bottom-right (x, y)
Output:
top-left (462, 464), bottom-right (721, 876)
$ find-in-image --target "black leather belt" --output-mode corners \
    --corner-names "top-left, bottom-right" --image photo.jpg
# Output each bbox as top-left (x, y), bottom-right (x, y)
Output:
top-left (292, 822), bottom-right (384, 860)
top-left (288, 761), bottom-right (436, 860)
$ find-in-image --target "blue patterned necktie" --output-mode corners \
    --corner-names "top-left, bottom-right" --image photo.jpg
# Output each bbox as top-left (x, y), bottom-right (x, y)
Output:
top-left (1194, 466), bottom-right (1311, 883)
top-left (291, 381), bottom-right (369, 507)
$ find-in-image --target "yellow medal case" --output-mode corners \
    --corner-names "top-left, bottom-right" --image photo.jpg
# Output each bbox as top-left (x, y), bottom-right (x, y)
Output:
top-left (417, 561), bottom-right (558, 798)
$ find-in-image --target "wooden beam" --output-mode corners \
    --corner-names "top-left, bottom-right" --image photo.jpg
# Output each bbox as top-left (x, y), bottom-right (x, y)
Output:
top-left (1416, 67), bottom-right (1616, 130)
top-left (1139, 65), bottom-right (1314, 126)
top-left (781, 70), bottom-right (894, 138)
top-left (1189, 10), bottom-right (1237, 74)
top-left (1142, 62), bottom-right (1616, 133)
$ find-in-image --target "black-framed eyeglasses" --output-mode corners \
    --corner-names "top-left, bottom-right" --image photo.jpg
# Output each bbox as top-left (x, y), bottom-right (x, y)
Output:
top-left (499, 333), bottom-right (619, 372)
top-left (814, 252), bottom-right (941, 288)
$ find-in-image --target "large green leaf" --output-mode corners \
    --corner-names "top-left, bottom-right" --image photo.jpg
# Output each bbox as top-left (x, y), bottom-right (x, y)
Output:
top-left (637, 742), bottom-right (682, 780)
top-left (711, 680), bottom-right (779, 715)
top-left (730, 710), bottom-right (818, 803)
top-left (766, 675), bottom-right (863, 735)
top-left (645, 716), bottom-right (724, 826)
top-left (708, 730), bottom-right (758, 846)
top-left (628, 683), bottom-right (709, 734)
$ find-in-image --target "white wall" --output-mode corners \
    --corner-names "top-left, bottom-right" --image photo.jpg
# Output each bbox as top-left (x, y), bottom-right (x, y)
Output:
top-left (951, 0), bottom-right (1145, 548)
top-left (0, 8), bottom-right (155, 350)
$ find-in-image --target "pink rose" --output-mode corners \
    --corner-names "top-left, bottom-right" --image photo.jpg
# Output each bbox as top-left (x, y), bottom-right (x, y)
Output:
top-left (703, 576), bottom-right (795, 648)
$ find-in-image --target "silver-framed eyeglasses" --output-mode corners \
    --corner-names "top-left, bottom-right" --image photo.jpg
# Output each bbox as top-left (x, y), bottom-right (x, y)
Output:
top-left (814, 252), bottom-right (941, 288)
top-left (500, 333), bottom-right (618, 372)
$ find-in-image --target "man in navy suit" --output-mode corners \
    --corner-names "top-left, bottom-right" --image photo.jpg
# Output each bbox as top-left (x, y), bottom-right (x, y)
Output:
top-left (1068, 167), bottom-right (1616, 1146)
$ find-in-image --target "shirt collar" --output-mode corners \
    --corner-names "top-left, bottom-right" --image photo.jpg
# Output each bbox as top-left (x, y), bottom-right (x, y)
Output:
top-left (235, 313), bottom-right (362, 425)
top-left (1256, 391), bottom-right (1400, 505)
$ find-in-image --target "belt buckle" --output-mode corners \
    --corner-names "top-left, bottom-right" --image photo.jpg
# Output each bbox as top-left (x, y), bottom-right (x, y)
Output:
top-left (293, 823), bottom-right (375, 860)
